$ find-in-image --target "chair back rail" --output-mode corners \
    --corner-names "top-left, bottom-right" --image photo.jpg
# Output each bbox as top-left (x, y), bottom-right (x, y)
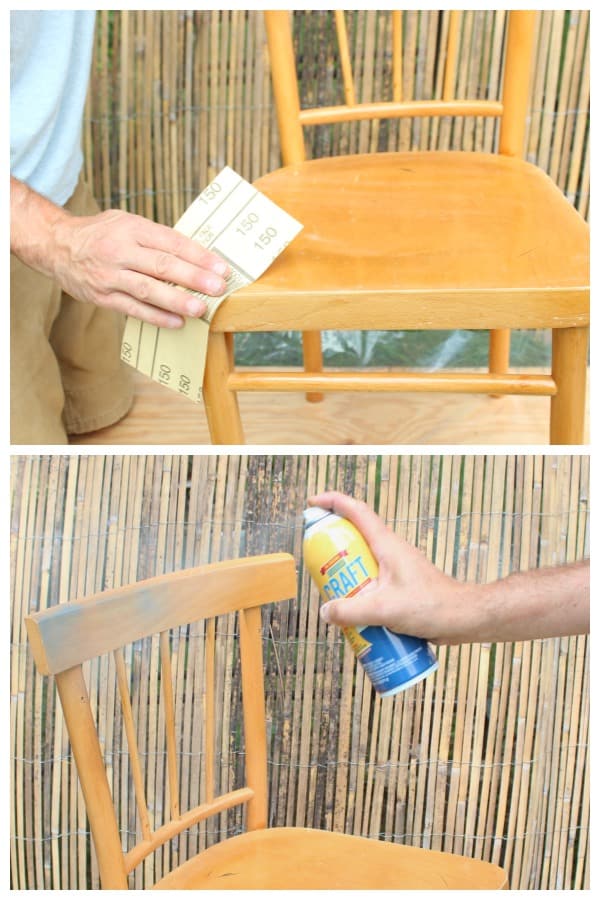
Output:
top-left (26, 554), bottom-right (296, 674)
top-left (264, 10), bottom-right (536, 164)
top-left (25, 554), bottom-right (297, 889)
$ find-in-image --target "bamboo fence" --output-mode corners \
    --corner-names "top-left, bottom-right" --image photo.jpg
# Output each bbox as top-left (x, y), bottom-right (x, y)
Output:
top-left (10, 454), bottom-right (590, 890)
top-left (82, 10), bottom-right (590, 222)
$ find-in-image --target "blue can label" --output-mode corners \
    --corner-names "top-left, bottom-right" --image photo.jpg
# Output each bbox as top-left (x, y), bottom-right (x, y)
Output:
top-left (354, 626), bottom-right (438, 696)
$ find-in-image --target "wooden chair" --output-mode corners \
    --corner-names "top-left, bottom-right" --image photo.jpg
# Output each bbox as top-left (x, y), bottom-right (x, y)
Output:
top-left (201, 10), bottom-right (588, 444)
top-left (25, 554), bottom-right (508, 889)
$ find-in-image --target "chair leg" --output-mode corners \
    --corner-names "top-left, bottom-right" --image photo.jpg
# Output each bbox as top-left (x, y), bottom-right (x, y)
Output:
top-left (302, 331), bottom-right (324, 403)
top-left (489, 329), bottom-right (511, 396)
top-left (550, 326), bottom-right (588, 444)
top-left (203, 331), bottom-right (245, 444)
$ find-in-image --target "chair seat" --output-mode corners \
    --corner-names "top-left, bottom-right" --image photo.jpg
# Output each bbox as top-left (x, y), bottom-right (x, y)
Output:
top-left (211, 151), bottom-right (588, 332)
top-left (152, 826), bottom-right (508, 890)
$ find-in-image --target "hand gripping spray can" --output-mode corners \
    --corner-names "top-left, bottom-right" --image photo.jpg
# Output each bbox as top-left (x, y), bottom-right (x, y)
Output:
top-left (303, 506), bottom-right (438, 696)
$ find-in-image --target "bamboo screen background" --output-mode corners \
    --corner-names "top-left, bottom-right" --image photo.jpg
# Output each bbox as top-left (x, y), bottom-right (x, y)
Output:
top-left (82, 10), bottom-right (590, 225)
top-left (10, 454), bottom-right (589, 889)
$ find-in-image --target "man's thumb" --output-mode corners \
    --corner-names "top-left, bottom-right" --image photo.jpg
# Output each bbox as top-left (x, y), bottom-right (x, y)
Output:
top-left (319, 584), bottom-right (380, 627)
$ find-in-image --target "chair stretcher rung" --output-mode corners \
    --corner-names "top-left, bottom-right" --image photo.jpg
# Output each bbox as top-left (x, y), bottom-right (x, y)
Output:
top-left (299, 99), bottom-right (503, 126)
top-left (227, 370), bottom-right (557, 396)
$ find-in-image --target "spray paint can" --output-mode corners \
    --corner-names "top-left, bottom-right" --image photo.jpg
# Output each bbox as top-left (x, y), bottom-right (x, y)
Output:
top-left (302, 506), bottom-right (438, 696)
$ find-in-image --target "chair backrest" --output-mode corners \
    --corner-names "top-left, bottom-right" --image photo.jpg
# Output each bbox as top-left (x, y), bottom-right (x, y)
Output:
top-left (25, 553), bottom-right (297, 890)
top-left (264, 10), bottom-right (536, 165)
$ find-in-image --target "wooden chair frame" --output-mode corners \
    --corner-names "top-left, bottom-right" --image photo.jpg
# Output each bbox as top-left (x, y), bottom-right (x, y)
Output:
top-left (25, 553), bottom-right (509, 889)
top-left (25, 555), bottom-right (296, 889)
top-left (200, 10), bottom-right (589, 445)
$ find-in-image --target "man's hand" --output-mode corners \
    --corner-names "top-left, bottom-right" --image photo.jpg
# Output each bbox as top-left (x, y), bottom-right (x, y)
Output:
top-left (11, 176), bottom-right (229, 328)
top-left (308, 490), bottom-right (474, 644)
top-left (308, 491), bottom-right (589, 644)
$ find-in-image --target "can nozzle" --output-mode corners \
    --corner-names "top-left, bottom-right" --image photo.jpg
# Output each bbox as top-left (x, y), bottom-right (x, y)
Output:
top-left (302, 506), bottom-right (334, 529)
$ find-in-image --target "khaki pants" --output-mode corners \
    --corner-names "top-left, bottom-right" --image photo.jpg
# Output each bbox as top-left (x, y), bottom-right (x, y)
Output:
top-left (11, 176), bottom-right (134, 444)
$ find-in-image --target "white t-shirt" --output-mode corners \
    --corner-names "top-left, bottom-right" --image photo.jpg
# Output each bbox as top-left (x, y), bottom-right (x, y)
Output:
top-left (10, 10), bottom-right (96, 206)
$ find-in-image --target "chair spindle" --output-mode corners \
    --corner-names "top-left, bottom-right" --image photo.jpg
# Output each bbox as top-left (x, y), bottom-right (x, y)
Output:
top-left (443, 11), bottom-right (461, 101)
top-left (392, 11), bottom-right (403, 102)
top-left (334, 11), bottom-right (356, 106)
top-left (113, 647), bottom-right (153, 842)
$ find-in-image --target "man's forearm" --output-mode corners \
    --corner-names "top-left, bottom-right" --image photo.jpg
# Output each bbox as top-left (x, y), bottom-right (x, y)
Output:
top-left (10, 176), bottom-right (68, 276)
top-left (472, 560), bottom-right (589, 643)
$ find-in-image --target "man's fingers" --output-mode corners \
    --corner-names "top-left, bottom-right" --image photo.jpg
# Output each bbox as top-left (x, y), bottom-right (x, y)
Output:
top-left (319, 583), bottom-right (385, 628)
top-left (117, 269), bottom-right (209, 318)
top-left (107, 291), bottom-right (186, 328)
top-left (308, 490), bottom-right (391, 555)
top-left (136, 218), bottom-right (230, 279)
top-left (131, 246), bottom-right (227, 297)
